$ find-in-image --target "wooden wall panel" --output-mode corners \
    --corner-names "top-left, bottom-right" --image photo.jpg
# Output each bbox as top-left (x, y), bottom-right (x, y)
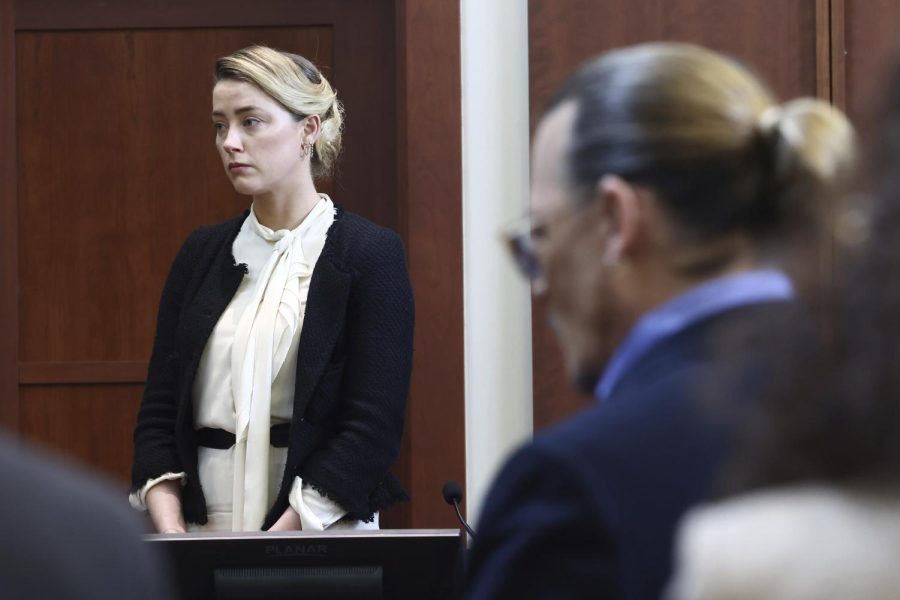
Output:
top-left (530, 0), bottom-right (818, 128)
top-left (528, 0), bottom-right (821, 428)
top-left (391, 0), bottom-right (465, 528)
top-left (843, 0), bottom-right (900, 125)
top-left (0, 0), bottom-right (17, 432)
top-left (14, 0), bottom-right (336, 29)
top-left (20, 384), bottom-right (143, 484)
top-left (331, 2), bottom-right (398, 232)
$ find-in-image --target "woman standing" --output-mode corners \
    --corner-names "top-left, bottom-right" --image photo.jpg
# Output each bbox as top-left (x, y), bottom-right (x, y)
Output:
top-left (130, 46), bottom-right (413, 533)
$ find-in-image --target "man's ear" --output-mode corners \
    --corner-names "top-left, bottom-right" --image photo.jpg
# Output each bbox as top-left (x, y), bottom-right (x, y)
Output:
top-left (593, 174), bottom-right (643, 262)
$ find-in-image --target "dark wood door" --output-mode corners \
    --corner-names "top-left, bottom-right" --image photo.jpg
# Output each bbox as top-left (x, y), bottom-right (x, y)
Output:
top-left (1, 0), bottom-right (466, 529)
top-left (841, 0), bottom-right (900, 125)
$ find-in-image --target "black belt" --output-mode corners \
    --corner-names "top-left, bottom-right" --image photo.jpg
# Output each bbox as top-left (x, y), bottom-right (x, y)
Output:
top-left (195, 423), bottom-right (291, 449)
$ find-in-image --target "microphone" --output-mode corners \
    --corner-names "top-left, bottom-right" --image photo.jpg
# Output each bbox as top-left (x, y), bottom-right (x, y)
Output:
top-left (442, 480), bottom-right (476, 539)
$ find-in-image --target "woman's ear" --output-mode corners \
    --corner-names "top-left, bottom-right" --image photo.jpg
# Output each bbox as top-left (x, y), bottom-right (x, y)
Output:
top-left (594, 175), bottom-right (644, 262)
top-left (299, 114), bottom-right (321, 144)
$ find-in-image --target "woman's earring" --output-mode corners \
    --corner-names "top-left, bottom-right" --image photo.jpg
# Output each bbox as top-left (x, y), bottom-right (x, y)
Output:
top-left (300, 141), bottom-right (314, 158)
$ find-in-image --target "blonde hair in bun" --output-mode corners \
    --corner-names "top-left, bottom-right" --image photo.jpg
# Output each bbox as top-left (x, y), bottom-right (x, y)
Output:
top-left (215, 45), bottom-right (344, 179)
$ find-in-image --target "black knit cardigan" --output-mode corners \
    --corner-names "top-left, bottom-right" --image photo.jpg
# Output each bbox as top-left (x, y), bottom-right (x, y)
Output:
top-left (131, 207), bottom-right (414, 529)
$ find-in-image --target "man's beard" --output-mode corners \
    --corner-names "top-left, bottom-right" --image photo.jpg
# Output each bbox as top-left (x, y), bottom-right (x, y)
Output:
top-left (547, 312), bottom-right (607, 396)
top-left (572, 366), bottom-right (603, 396)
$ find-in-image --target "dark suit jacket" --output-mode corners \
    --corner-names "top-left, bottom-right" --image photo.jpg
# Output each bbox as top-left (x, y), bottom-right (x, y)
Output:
top-left (132, 207), bottom-right (414, 529)
top-left (0, 434), bottom-right (172, 599)
top-left (465, 302), bottom-right (798, 599)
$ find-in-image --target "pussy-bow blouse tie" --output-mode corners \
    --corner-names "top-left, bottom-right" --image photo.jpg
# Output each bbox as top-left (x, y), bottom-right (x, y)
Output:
top-left (230, 199), bottom-right (328, 531)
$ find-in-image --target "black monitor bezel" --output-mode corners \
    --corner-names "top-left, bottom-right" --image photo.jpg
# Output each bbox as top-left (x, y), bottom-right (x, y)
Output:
top-left (146, 528), bottom-right (463, 600)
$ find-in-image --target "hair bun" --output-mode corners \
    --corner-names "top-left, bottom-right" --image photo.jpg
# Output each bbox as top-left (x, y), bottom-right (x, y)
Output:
top-left (215, 45), bottom-right (344, 180)
top-left (757, 105), bottom-right (784, 135)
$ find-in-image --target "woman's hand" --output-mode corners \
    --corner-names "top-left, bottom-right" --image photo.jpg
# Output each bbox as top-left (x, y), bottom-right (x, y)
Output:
top-left (145, 480), bottom-right (187, 534)
top-left (268, 506), bottom-right (302, 531)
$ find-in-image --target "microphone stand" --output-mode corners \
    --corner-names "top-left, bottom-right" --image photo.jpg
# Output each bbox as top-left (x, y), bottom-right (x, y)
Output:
top-left (451, 497), bottom-right (477, 539)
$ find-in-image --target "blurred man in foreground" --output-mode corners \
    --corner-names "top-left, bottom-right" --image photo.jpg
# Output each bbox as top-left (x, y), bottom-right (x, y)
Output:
top-left (465, 42), bottom-right (853, 599)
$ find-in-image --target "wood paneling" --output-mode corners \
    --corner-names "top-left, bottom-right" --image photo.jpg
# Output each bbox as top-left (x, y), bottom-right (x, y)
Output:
top-left (19, 361), bottom-right (147, 384)
top-left (528, 0), bottom-right (821, 428)
top-left (330, 1), bottom-right (398, 231)
top-left (0, 0), bottom-right (16, 431)
top-left (816, 0), bottom-right (833, 101)
top-left (829, 0), bottom-right (847, 110)
top-left (17, 27), bottom-right (332, 363)
top-left (391, 0), bottom-right (465, 528)
top-left (843, 0), bottom-right (900, 125)
top-left (14, 0), bottom-right (337, 29)
top-left (20, 384), bottom-right (143, 485)
top-left (530, 0), bottom-right (818, 129)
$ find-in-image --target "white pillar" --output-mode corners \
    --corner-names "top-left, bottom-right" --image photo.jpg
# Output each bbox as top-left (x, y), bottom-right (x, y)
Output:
top-left (460, 0), bottom-right (532, 525)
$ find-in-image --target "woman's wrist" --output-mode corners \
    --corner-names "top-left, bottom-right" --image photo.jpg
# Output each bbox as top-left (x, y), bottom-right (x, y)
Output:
top-left (146, 480), bottom-right (187, 533)
top-left (269, 506), bottom-right (302, 531)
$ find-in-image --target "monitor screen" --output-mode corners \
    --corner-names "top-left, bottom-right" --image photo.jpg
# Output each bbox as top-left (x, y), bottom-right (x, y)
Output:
top-left (145, 528), bottom-right (463, 600)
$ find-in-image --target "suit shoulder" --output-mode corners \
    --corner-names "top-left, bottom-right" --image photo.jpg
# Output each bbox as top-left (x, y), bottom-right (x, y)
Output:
top-left (532, 402), bottom-right (634, 453)
top-left (530, 390), bottom-right (702, 466)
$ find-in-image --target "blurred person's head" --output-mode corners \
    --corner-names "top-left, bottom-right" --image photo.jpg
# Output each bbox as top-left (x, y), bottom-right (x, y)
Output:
top-left (518, 42), bottom-right (854, 393)
top-left (732, 42), bottom-right (900, 489)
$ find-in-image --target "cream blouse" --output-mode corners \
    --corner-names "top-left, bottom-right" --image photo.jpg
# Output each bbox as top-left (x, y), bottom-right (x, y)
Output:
top-left (130, 195), bottom-right (372, 532)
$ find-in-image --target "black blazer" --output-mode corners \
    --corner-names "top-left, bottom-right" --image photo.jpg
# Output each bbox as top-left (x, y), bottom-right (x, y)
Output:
top-left (132, 206), bottom-right (414, 529)
top-left (465, 302), bottom-right (800, 600)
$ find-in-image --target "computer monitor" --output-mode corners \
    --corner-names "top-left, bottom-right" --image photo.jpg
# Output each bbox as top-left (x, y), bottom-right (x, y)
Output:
top-left (146, 528), bottom-right (463, 600)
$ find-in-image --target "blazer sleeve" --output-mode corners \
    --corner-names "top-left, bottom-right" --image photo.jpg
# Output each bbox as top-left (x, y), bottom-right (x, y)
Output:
top-left (299, 228), bottom-right (415, 515)
top-left (131, 230), bottom-right (204, 491)
top-left (465, 442), bottom-right (619, 600)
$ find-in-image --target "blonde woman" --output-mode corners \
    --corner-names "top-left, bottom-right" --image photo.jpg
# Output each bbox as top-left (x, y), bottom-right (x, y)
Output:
top-left (130, 46), bottom-right (413, 533)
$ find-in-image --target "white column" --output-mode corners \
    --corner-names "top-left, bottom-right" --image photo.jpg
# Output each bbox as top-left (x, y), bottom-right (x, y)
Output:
top-left (460, 0), bottom-right (532, 525)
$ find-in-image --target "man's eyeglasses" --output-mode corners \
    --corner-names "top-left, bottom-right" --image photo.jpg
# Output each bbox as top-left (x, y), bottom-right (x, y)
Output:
top-left (500, 213), bottom-right (552, 287)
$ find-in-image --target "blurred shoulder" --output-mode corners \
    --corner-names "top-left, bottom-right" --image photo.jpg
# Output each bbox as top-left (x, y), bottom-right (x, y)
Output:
top-left (0, 434), bottom-right (172, 598)
top-left (0, 434), bottom-right (146, 532)
top-left (530, 396), bottom-right (670, 462)
top-left (671, 484), bottom-right (900, 600)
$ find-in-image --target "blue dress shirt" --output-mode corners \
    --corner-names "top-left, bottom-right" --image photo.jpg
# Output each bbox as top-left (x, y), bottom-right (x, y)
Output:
top-left (595, 269), bottom-right (794, 401)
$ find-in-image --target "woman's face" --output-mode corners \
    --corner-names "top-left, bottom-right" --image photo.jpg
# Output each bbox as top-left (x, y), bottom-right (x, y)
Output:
top-left (211, 80), bottom-right (308, 197)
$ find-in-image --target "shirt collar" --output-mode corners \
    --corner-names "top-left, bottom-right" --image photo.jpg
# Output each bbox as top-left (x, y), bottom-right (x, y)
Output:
top-left (594, 269), bottom-right (794, 401)
top-left (248, 194), bottom-right (331, 243)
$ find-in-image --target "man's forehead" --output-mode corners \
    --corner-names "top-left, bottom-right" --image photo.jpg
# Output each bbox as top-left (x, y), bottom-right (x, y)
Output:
top-left (533, 101), bottom-right (577, 175)
top-left (531, 101), bottom-right (577, 213)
